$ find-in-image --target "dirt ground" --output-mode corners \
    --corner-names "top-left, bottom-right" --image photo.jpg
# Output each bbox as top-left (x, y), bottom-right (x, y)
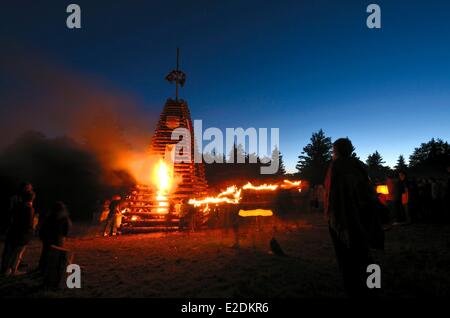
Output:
top-left (1, 213), bottom-right (449, 298)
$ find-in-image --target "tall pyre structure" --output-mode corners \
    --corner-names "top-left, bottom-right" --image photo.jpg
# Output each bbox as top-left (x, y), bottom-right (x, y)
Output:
top-left (121, 49), bottom-right (207, 233)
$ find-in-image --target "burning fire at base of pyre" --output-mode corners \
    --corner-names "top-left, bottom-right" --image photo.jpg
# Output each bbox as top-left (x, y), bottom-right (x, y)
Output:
top-left (118, 158), bottom-right (307, 233)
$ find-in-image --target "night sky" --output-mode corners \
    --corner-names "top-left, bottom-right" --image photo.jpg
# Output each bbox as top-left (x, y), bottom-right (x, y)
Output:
top-left (1, 0), bottom-right (450, 172)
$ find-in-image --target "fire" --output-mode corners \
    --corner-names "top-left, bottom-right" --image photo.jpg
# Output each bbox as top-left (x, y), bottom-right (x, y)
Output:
top-left (189, 185), bottom-right (241, 207)
top-left (243, 182), bottom-right (278, 191)
top-left (152, 159), bottom-right (173, 213)
top-left (218, 185), bottom-right (239, 197)
top-left (154, 159), bottom-right (172, 193)
top-left (188, 180), bottom-right (303, 208)
top-left (281, 179), bottom-right (302, 189)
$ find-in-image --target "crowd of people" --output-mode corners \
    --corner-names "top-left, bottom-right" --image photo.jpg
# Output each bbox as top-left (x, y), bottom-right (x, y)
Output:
top-left (0, 182), bottom-right (71, 277)
top-left (310, 168), bottom-right (450, 226)
top-left (323, 138), bottom-right (450, 297)
top-left (385, 172), bottom-right (449, 225)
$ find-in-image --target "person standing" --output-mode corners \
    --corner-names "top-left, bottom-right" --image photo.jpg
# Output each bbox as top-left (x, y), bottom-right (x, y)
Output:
top-left (103, 195), bottom-right (122, 237)
top-left (324, 138), bottom-right (384, 297)
top-left (398, 171), bottom-right (411, 224)
top-left (38, 201), bottom-right (71, 274)
top-left (1, 182), bottom-right (33, 236)
top-left (1, 190), bottom-right (36, 276)
top-left (386, 173), bottom-right (404, 224)
top-left (178, 200), bottom-right (189, 231)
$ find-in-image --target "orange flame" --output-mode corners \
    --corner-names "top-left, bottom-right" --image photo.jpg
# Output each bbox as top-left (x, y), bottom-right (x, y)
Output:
top-left (188, 180), bottom-right (303, 207)
top-left (189, 185), bottom-right (241, 207)
top-left (152, 159), bottom-right (173, 213)
top-left (281, 179), bottom-right (302, 189)
top-left (242, 182), bottom-right (278, 191)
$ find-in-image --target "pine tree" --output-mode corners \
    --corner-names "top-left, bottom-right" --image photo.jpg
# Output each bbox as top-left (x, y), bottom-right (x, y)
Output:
top-left (227, 143), bottom-right (246, 163)
top-left (366, 151), bottom-right (389, 181)
top-left (271, 146), bottom-right (286, 176)
top-left (296, 129), bottom-right (332, 185)
top-left (394, 154), bottom-right (408, 172)
top-left (409, 138), bottom-right (450, 171)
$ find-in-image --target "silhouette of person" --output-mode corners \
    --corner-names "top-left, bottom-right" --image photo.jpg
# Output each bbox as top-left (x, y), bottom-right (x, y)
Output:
top-left (324, 138), bottom-right (384, 297)
top-left (1, 182), bottom-right (33, 236)
top-left (38, 201), bottom-right (71, 274)
top-left (1, 190), bottom-right (36, 276)
top-left (104, 195), bottom-right (122, 236)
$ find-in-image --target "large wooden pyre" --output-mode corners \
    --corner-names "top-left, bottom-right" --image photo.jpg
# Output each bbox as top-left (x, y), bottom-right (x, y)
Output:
top-left (121, 49), bottom-right (207, 233)
top-left (150, 98), bottom-right (208, 200)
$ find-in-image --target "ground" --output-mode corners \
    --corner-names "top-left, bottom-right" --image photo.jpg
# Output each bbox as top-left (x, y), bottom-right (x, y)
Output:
top-left (1, 213), bottom-right (449, 298)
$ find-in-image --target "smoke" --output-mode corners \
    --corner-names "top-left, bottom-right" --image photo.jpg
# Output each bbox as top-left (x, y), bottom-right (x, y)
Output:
top-left (0, 49), bottom-right (158, 219)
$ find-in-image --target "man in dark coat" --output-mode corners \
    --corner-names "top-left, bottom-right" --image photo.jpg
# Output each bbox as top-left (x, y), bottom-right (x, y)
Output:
top-left (38, 201), bottom-right (71, 274)
top-left (1, 190), bottom-right (35, 276)
top-left (324, 138), bottom-right (384, 297)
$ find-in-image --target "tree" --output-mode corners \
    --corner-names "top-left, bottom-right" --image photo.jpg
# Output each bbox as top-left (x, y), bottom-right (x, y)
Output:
top-left (409, 138), bottom-right (450, 173)
top-left (296, 129), bottom-right (332, 185)
top-left (394, 155), bottom-right (408, 172)
top-left (366, 151), bottom-right (389, 181)
top-left (271, 147), bottom-right (286, 176)
top-left (227, 143), bottom-right (246, 163)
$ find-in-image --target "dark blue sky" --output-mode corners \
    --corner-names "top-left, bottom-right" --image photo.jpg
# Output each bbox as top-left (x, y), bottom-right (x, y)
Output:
top-left (1, 0), bottom-right (450, 171)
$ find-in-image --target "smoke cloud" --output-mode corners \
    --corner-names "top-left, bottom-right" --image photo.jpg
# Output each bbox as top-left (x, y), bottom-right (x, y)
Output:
top-left (0, 49), bottom-right (158, 219)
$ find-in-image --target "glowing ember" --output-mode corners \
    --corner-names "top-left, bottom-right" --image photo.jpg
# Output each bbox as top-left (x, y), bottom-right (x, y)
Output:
top-left (238, 209), bottom-right (273, 217)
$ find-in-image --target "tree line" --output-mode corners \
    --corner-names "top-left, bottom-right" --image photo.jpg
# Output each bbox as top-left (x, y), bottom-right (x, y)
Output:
top-left (204, 129), bottom-right (450, 187)
top-left (295, 129), bottom-right (450, 185)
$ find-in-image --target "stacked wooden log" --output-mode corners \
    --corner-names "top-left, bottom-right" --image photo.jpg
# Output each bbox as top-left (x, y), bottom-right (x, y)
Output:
top-left (121, 98), bottom-right (207, 233)
top-left (150, 98), bottom-right (208, 200)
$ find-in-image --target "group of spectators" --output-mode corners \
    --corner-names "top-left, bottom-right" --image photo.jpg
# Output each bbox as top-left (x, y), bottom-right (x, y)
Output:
top-left (385, 171), bottom-right (449, 224)
top-left (1, 182), bottom-right (71, 277)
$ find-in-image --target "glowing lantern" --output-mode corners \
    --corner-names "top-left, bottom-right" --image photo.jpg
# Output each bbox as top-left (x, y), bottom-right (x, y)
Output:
top-left (376, 185), bottom-right (389, 195)
top-left (238, 209), bottom-right (273, 217)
